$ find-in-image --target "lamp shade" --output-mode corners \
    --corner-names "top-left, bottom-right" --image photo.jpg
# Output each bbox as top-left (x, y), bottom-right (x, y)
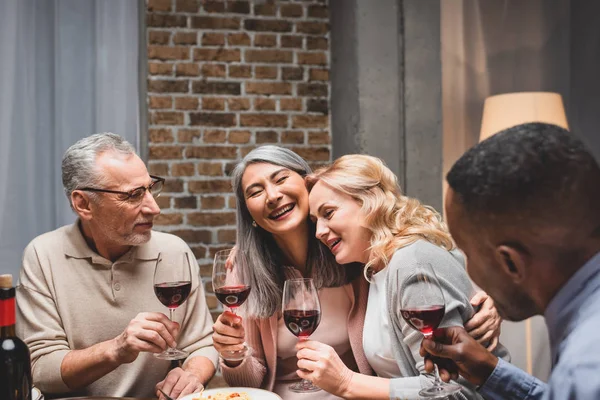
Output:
top-left (480, 92), bottom-right (568, 141)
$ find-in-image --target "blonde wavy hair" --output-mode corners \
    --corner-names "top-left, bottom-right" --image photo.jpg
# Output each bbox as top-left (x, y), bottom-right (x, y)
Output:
top-left (306, 154), bottom-right (454, 274)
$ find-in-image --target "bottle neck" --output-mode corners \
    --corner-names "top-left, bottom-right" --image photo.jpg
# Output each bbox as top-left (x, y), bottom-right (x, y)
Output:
top-left (0, 287), bottom-right (16, 338)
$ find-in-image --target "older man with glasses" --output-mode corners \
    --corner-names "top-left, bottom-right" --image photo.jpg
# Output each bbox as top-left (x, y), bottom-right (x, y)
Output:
top-left (16, 133), bottom-right (217, 399)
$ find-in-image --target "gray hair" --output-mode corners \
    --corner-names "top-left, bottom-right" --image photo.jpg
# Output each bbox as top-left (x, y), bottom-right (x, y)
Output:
top-left (231, 145), bottom-right (357, 318)
top-left (62, 132), bottom-right (136, 207)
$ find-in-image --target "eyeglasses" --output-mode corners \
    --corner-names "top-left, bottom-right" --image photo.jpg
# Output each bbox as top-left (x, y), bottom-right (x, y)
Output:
top-left (77, 175), bottom-right (165, 203)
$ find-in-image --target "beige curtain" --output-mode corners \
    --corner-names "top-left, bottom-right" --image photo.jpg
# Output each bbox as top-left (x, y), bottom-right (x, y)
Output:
top-left (441, 0), bottom-right (572, 381)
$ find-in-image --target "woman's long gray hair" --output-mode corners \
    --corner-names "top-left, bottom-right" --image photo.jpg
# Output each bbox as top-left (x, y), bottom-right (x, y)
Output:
top-left (231, 145), bottom-right (357, 318)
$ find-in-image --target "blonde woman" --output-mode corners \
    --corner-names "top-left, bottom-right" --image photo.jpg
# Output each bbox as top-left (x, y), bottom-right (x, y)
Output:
top-left (299, 154), bottom-right (510, 400)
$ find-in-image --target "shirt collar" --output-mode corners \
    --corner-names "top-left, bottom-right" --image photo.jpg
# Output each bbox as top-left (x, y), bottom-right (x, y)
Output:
top-left (63, 221), bottom-right (160, 264)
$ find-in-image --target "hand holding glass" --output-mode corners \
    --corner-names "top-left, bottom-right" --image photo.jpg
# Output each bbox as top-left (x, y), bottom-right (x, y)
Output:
top-left (282, 278), bottom-right (322, 393)
top-left (399, 263), bottom-right (462, 398)
top-left (153, 251), bottom-right (192, 360)
top-left (212, 248), bottom-right (252, 361)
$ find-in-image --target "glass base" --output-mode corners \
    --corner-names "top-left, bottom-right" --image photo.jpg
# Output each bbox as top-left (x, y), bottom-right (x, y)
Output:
top-left (289, 380), bottom-right (321, 393)
top-left (154, 347), bottom-right (189, 360)
top-left (220, 345), bottom-right (251, 362)
top-left (419, 382), bottom-right (463, 398)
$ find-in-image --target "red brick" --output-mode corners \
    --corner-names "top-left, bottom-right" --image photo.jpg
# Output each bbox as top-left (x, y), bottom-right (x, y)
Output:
top-left (228, 196), bottom-right (237, 208)
top-left (202, 1), bottom-right (225, 13)
top-left (282, 67), bottom-right (303, 81)
top-left (149, 128), bottom-right (174, 143)
top-left (188, 212), bottom-right (236, 226)
top-left (246, 82), bottom-right (292, 95)
top-left (175, 97), bottom-right (198, 110)
top-left (297, 52), bottom-right (327, 66)
top-left (308, 5), bottom-right (329, 19)
top-left (156, 195), bottom-right (171, 209)
top-left (171, 229), bottom-right (211, 243)
top-left (292, 115), bottom-right (328, 128)
top-left (155, 213), bottom-right (184, 226)
top-left (201, 64), bottom-right (226, 78)
top-left (197, 162), bottom-right (223, 176)
top-left (307, 98), bottom-right (328, 114)
top-left (229, 130), bottom-right (251, 144)
top-left (164, 178), bottom-right (184, 192)
top-left (148, 0), bottom-right (171, 12)
top-left (290, 146), bottom-right (330, 161)
top-left (202, 32), bottom-right (225, 46)
top-left (189, 180), bottom-right (234, 193)
top-left (149, 162), bottom-right (169, 176)
top-left (307, 37), bottom-right (328, 50)
top-left (224, 161), bottom-right (239, 175)
top-left (172, 163), bottom-right (196, 176)
top-left (202, 98), bottom-right (226, 111)
top-left (282, 131), bottom-right (304, 144)
top-left (280, 98), bottom-right (303, 111)
top-left (281, 35), bottom-right (303, 49)
top-left (149, 96), bottom-right (173, 109)
top-left (148, 46), bottom-right (190, 61)
top-left (173, 32), bottom-right (197, 45)
top-left (194, 48), bottom-right (241, 62)
top-left (189, 113), bottom-right (236, 127)
top-left (254, 34), bottom-right (277, 47)
top-left (149, 31), bottom-right (171, 45)
top-left (229, 65), bottom-right (252, 78)
top-left (148, 79), bottom-right (188, 93)
top-left (147, 14), bottom-right (187, 28)
top-left (176, 0), bottom-right (199, 13)
top-left (151, 111), bottom-right (185, 125)
top-left (201, 195), bottom-right (226, 209)
top-left (149, 145), bottom-right (184, 159)
top-left (203, 129), bottom-right (227, 143)
top-left (245, 49), bottom-right (293, 64)
top-left (298, 83), bottom-right (328, 97)
top-left (175, 63), bottom-right (200, 77)
top-left (149, 63), bottom-right (173, 76)
top-left (227, 98), bottom-right (251, 111)
top-left (256, 130), bottom-right (278, 143)
top-left (310, 68), bottom-right (329, 81)
top-left (226, 1), bottom-right (250, 14)
top-left (178, 128), bottom-right (201, 142)
top-left (297, 22), bottom-right (328, 35)
top-left (192, 81), bottom-right (240, 95)
top-left (240, 114), bottom-right (288, 128)
top-left (281, 3), bottom-right (303, 17)
top-left (191, 16), bottom-right (240, 30)
top-left (254, 3), bottom-right (276, 16)
top-left (308, 131), bottom-right (330, 144)
top-left (186, 146), bottom-right (238, 159)
top-left (217, 229), bottom-right (236, 243)
top-left (228, 33), bottom-right (251, 46)
top-left (254, 98), bottom-right (276, 111)
top-left (255, 66), bottom-right (278, 79)
top-left (244, 19), bottom-right (292, 32)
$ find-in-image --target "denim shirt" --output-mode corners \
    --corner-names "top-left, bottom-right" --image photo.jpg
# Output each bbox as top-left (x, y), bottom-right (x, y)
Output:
top-left (479, 251), bottom-right (600, 400)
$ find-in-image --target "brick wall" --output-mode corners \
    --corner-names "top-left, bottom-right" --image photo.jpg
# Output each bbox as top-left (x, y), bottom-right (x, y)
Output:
top-left (146, 0), bottom-right (331, 319)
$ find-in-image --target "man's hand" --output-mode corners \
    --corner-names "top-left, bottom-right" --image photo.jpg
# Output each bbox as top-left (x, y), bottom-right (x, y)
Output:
top-left (419, 326), bottom-right (498, 386)
top-left (295, 340), bottom-right (354, 397)
top-left (466, 291), bottom-right (502, 351)
top-left (112, 312), bottom-right (180, 364)
top-left (156, 367), bottom-right (204, 400)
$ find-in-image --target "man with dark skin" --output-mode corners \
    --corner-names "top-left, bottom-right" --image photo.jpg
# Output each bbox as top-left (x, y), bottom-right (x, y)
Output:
top-left (420, 123), bottom-right (600, 399)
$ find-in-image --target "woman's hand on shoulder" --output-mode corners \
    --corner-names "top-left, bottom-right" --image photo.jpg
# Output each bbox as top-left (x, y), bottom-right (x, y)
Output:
top-left (465, 291), bottom-right (501, 351)
top-left (212, 311), bottom-right (246, 366)
top-left (295, 340), bottom-right (354, 397)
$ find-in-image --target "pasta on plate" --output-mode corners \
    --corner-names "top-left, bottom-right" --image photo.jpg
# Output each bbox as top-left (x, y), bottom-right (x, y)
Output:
top-left (194, 391), bottom-right (251, 400)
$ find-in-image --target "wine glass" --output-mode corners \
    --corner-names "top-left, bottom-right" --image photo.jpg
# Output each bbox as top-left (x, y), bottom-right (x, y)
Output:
top-left (153, 251), bottom-right (192, 360)
top-left (282, 278), bottom-right (322, 393)
top-left (212, 248), bottom-right (252, 361)
top-left (399, 263), bottom-right (463, 398)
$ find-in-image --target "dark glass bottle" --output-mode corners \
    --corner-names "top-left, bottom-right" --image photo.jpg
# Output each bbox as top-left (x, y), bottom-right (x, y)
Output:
top-left (1, 274), bottom-right (32, 400)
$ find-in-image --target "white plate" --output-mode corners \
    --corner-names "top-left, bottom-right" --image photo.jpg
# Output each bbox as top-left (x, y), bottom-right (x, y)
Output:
top-left (181, 387), bottom-right (282, 400)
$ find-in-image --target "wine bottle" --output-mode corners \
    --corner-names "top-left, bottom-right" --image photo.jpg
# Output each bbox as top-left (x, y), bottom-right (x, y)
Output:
top-left (1, 274), bottom-right (32, 400)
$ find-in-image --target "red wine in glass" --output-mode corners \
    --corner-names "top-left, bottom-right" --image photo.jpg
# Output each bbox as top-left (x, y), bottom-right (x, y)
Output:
top-left (153, 252), bottom-right (193, 360)
top-left (282, 278), bottom-right (322, 393)
top-left (399, 263), bottom-right (462, 397)
top-left (283, 309), bottom-right (321, 338)
top-left (400, 305), bottom-right (445, 337)
top-left (214, 285), bottom-right (251, 309)
top-left (154, 281), bottom-right (192, 308)
top-left (212, 249), bottom-right (252, 361)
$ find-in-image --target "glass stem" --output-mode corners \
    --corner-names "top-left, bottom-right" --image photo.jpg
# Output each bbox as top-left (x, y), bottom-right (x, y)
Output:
top-left (169, 308), bottom-right (175, 350)
top-left (433, 364), bottom-right (443, 386)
